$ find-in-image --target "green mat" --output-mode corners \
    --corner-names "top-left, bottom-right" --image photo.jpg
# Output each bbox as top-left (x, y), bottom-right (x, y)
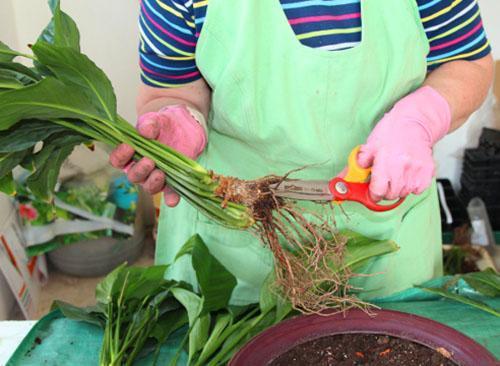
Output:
top-left (7, 310), bottom-right (188, 366)
top-left (7, 279), bottom-right (500, 365)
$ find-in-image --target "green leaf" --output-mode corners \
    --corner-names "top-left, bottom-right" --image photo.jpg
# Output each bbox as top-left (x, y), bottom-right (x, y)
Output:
top-left (151, 309), bottom-right (188, 344)
top-left (461, 269), bottom-right (500, 297)
top-left (275, 296), bottom-right (293, 322)
top-left (0, 150), bottom-right (27, 178)
top-left (418, 286), bottom-right (500, 317)
top-left (38, 0), bottom-right (80, 50)
top-left (259, 273), bottom-right (277, 313)
top-left (121, 265), bottom-right (170, 300)
top-left (195, 312), bottom-right (232, 366)
top-left (95, 263), bottom-right (127, 304)
top-left (0, 120), bottom-right (67, 153)
top-left (26, 136), bottom-right (85, 200)
top-left (189, 313), bottom-right (211, 363)
top-left (340, 230), bottom-right (399, 272)
top-left (0, 41), bottom-right (16, 62)
top-left (0, 172), bottom-right (16, 196)
top-left (0, 62), bottom-right (40, 83)
top-left (0, 72), bottom-right (24, 89)
top-left (191, 235), bottom-right (237, 314)
top-left (25, 241), bottom-right (62, 257)
top-left (32, 42), bottom-right (116, 120)
top-left (174, 234), bottom-right (198, 262)
top-left (171, 287), bottom-right (202, 326)
top-left (0, 77), bottom-right (107, 131)
top-left (52, 300), bottom-right (104, 327)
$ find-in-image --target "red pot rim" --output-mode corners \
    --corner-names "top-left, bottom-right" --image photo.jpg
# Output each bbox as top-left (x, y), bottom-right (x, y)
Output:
top-left (229, 309), bottom-right (498, 366)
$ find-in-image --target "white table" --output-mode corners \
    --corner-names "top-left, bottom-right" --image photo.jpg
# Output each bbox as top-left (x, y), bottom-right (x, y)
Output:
top-left (0, 321), bottom-right (36, 365)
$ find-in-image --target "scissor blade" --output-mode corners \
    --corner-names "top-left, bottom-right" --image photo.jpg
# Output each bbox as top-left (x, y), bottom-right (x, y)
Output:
top-left (271, 180), bottom-right (333, 201)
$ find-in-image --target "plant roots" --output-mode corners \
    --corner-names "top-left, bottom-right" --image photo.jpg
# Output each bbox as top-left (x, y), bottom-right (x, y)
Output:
top-left (213, 175), bottom-right (369, 315)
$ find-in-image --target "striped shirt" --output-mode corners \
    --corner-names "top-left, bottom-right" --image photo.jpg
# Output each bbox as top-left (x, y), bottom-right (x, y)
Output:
top-left (139, 0), bottom-right (491, 88)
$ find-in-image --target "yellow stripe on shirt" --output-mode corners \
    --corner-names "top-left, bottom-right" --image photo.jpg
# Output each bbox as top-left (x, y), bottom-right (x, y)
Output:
top-left (141, 16), bottom-right (194, 57)
top-left (156, 0), bottom-right (184, 19)
top-left (421, 0), bottom-right (464, 23)
top-left (429, 9), bottom-right (480, 42)
top-left (427, 40), bottom-right (489, 65)
top-left (141, 71), bottom-right (183, 87)
top-left (194, 0), bottom-right (208, 9)
top-left (297, 27), bottom-right (362, 41)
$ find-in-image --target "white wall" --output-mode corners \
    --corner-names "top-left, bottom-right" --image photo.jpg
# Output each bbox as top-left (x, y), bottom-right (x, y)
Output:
top-left (0, 1), bottom-right (18, 49)
top-left (479, 0), bottom-right (500, 60)
top-left (434, 0), bottom-right (500, 190)
top-left (2, 0), bottom-right (141, 123)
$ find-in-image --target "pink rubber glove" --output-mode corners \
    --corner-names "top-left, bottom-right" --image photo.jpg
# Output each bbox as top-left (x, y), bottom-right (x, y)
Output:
top-left (357, 86), bottom-right (451, 201)
top-left (109, 105), bottom-right (207, 207)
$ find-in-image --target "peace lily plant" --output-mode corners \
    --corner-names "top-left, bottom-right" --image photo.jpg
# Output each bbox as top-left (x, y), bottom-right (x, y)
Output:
top-left (0, 2), bottom-right (406, 364)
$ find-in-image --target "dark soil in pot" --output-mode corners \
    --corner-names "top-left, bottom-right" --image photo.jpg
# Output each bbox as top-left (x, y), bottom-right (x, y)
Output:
top-left (229, 309), bottom-right (497, 366)
top-left (269, 333), bottom-right (456, 366)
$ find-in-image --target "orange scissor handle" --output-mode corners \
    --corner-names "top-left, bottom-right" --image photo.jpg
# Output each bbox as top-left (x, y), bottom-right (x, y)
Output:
top-left (329, 178), bottom-right (405, 212)
top-left (331, 146), bottom-right (405, 212)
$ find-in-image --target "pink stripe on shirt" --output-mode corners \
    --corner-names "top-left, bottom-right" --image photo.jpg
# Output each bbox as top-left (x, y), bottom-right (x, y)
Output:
top-left (430, 21), bottom-right (483, 51)
top-left (141, 1), bottom-right (197, 47)
top-left (288, 13), bottom-right (361, 25)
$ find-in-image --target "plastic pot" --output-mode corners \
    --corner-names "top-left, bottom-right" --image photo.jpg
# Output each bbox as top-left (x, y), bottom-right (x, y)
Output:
top-left (230, 309), bottom-right (497, 366)
top-left (47, 191), bottom-right (147, 277)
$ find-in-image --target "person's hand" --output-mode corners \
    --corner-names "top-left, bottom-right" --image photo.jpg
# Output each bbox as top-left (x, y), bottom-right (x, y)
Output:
top-left (109, 105), bottom-right (207, 207)
top-left (357, 86), bottom-right (451, 201)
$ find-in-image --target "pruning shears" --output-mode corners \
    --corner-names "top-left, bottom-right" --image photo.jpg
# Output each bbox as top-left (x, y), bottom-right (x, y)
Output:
top-left (271, 146), bottom-right (405, 212)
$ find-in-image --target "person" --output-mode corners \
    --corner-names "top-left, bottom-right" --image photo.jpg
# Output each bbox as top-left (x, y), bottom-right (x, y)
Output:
top-left (110, 0), bottom-right (494, 304)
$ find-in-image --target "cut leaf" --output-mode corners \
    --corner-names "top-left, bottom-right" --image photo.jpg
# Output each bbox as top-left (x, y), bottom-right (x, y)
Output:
top-left (341, 230), bottom-right (399, 272)
top-left (95, 263), bottom-right (127, 304)
top-left (418, 286), bottom-right (500, 317)
top-left (52, 300), bottom-right (104, 327)
top-left (174, 234), bottom-right (198, 262)
top-left (461, 269), bottom-right (500, 297)
top-left (191, 235), bottom-right (237, 314)
top-left (32, 42), bottom-right (116, 120)
top-left (195, 312), bottom-right (232, 366)
top-left (39, 0), bottom-right (80, 51)
top-left (151, 309), bottom-right (188, 344)
top-left (188, 313), bottom-right (211, 363)
top-left (275, 296), bottom-right (293, 322)
top-left (0, 62), bottom-right (40, 83)
top-left (0, 77), bottom-right (107, 131)
top-left (259, 273), bottom-right (277, 313)
top-left (0, 120), bottom-right (67, 153)
top-left (171, 287), bottom-right (203, 326)
top-left (121, 265), bottom-right (170, 300)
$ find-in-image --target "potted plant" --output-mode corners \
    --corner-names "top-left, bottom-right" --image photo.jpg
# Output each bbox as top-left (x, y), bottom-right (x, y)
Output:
top-left (17, 172), bottom-right (146, 277)
top-left (229, 309), bottom-right (497, 366)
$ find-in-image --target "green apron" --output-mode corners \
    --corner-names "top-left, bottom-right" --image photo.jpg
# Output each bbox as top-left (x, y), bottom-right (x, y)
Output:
top-left (156, 0), bottom-right (443, 305)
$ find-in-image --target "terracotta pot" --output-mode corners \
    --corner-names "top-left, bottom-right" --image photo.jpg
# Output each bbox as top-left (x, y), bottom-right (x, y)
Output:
top-left (230, 309), bottom-right (497, 366)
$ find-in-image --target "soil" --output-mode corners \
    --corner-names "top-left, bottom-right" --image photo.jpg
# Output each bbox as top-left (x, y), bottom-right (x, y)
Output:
top-left (269, 334), bottom-right (456, 366)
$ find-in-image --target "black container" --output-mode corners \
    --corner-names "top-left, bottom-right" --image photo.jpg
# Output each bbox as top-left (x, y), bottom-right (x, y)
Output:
top-left (478, 127), bottom-right (500, 154)
top-left (462, 149), bottom-right (500, 180)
